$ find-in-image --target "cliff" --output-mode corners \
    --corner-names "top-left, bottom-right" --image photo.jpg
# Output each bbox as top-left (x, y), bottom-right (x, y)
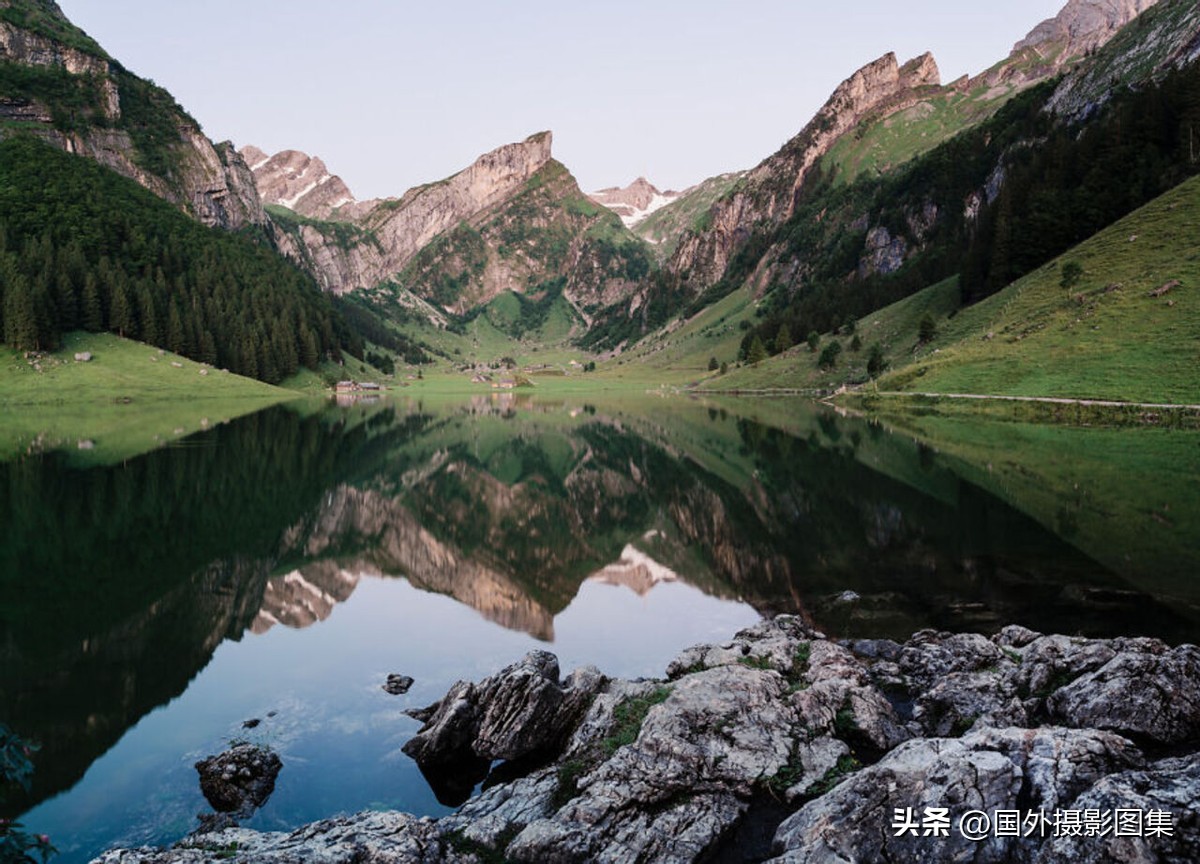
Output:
top-left (0, 1), bottom-right (265, 230)
top-left (1015, 0), bottom-right (1159, 61)
top-left (665, 0), bottom-right (1170, 307)
top-left (668, 51), bottom-right (941, 289)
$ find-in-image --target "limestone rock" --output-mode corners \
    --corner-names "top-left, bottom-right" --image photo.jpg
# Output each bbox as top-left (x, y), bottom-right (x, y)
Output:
top-left (248, 133), bottom-right (554, 295)
top-left (93, 812), bottom-right (457, 863)
top-left (508, 663), bottom-right (798, 863)
top-left (194, 743), bottom-right (282, 818)
top-left (94, 622), bottom-right (1200, 864)
top-left (402, 651), bottom-right (604, 767)
top-left (668, 50), bottom-right (940, 289)
top-left (1047, 643), bottom-right (1200, 745)
top-left (0, 15), bottom-right (265, 232)
top-left (1015, 0), bottom-right (1159, 60)
top-left (1037, 752), bottom-right (1200, 864)
top-left (770, 727), bottom-right (1144, 864)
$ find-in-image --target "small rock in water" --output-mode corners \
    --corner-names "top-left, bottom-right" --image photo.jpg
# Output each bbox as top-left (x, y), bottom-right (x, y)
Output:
top-left (384, 674), bottom-right (415, 695)
top-left (195, 743), bottom-right (281, 820)
top-left (834, 590), bottom-right (861, 604)
top-left (242, 718), bottom-right (261, 729)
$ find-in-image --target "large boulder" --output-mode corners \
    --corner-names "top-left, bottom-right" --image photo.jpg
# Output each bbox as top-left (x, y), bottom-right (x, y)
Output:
top-left (1037, 752), bottom-right (1200, 864)
top-left (1047, 644), bottom-right (1200, 746)
top-left (402, 650), bottom-right (603, 769)
top-left (770, 727), bottom-right (1144, 864)
top-left (507, 664), bottom-right (799, 863)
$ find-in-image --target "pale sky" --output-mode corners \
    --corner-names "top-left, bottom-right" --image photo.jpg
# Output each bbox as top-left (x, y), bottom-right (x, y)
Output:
top-left (57, 1), bottom-right (1066, 199)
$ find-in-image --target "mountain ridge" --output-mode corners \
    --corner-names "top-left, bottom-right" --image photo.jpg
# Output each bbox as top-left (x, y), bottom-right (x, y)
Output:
top-left (0, 0), bottom-right (265, 230)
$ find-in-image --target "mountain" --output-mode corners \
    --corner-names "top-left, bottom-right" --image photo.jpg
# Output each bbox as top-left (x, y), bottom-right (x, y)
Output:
top-left (631, 171), bottom-right (744, 259)
top-left (584, 0), bottom-right (1192, 355)
top-left (652, 0), bottom-right (1164, 303)
top-left (0, 1), bottom-right (356, 381)
top-left (0, 0), bottom-right (264, 230)
top-left (247, 132), bottom-right (559, 295)
top-left (240, 145), bottom-right (354, 221)
top-left (249, 132), bottom-right (654, 328)
top-left (588, 177), bottom-right (681, 227)
top-left (664, 50), bottom-right (942, 293)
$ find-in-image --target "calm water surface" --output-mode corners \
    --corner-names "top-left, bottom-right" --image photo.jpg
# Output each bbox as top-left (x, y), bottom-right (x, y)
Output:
top-left (2, 394), bottom-right (1197, 862)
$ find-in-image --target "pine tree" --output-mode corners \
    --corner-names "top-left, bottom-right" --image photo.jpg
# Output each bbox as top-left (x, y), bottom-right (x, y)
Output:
top-left (3, 272), bottom-right (38, 350)
top-left (747, 335), bottom-right (768, 366)
top-left (773, 323), bottom-right (792, 355)
top-left (81, 274), bottom-right (103, 331)
top-left (109, 280), bottom-right (134, 339)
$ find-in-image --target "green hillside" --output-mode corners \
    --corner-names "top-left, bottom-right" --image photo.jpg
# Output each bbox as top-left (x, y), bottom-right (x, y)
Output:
top-left (878, 174), bottom-right (1200, 403)
top-left (708, 174), bottom-right (1200, 405)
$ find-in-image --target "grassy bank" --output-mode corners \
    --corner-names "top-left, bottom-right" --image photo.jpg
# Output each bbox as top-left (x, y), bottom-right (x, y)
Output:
top-left (0, 332), bottom-right (299, 464)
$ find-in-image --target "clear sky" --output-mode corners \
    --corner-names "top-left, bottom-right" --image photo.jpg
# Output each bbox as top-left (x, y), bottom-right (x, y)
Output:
top-left (57, 1), bottom-right (1066, 199)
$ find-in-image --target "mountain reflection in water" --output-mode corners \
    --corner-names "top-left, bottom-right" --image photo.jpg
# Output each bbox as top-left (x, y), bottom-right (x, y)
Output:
top-left (2, 394), bottom-right (1198, 861)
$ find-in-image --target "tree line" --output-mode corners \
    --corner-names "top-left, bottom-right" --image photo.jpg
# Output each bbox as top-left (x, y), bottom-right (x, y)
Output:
top-left (0, 135), bottom-right (360, 382)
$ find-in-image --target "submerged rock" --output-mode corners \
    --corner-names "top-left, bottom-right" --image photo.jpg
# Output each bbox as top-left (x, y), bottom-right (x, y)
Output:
top-left (96, 620), bottom-right (1200, 863)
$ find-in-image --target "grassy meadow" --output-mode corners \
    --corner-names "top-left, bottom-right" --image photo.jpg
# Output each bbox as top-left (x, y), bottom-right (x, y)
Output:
top-left (0, 332), bottom-right (298, 464)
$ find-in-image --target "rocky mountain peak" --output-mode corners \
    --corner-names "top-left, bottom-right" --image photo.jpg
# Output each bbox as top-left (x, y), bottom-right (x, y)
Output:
top-left (666, 50), bottom-right (940, 286)
top-left (1014, 0), bottom-right (1159, 59)
top-left (240, 145), bottom-right (355, 220)
top-left (456, 130), bottom-right (554, 206)
top-left (822, 51), bottom-right (941, 125)
top-left (589, 176), bottom-right (682, 227)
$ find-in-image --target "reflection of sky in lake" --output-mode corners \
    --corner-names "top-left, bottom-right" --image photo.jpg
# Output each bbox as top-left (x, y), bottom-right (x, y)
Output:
top-left (24, 573), bottom-right (759, 863)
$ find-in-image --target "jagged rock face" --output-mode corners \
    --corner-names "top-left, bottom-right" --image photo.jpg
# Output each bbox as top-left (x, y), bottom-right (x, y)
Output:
top-left (1048, 0), bottom-right (1200, 118)
top-left (403, 651), bottom-right (604, 766)
top-left (242, 146), bottom-right (355, 220)
top-left (1015, 0), bottom-right (1159, 60)
top-left (0, 10), bottom-right (265, 230)
top-left (0, 17), bottom-right (119, 116)
top-left (588, 177), bottom-right (681, 227)
top-left (668, 51), bottom-right (940, 289)
top-left (251, 132), bottom-right (558, 296)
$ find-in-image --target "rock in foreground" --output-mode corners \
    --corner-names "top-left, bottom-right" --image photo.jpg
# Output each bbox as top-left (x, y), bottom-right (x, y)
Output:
top-left (94, 620), bottom-right (1200, 863)
top-left (194, 743), bottom-right (282, 820)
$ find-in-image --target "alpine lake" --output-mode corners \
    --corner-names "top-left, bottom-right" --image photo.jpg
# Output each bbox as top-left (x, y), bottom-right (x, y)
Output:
top-left (3, 392), bottom-right (1198, 862)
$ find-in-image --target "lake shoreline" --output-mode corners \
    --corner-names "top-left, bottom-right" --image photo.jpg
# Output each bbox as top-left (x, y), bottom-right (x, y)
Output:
top-left (93, 617), bottom-right (1200, 863)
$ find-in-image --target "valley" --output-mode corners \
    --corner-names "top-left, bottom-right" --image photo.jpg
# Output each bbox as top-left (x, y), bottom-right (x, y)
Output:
top-left (3, 1), bottom-right (1200, 862)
